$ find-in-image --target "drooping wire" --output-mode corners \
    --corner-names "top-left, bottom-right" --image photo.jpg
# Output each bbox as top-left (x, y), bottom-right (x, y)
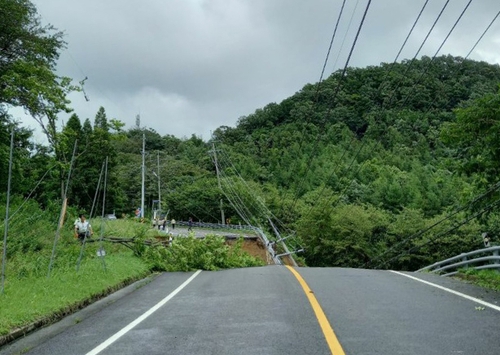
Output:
top-left (375, 197), bottom-right (500, 270)
top-left (76, 160), bottom-right (105, 272)
top-left (364, 179), bottom-right (500, 269)
top-left (97, 157), bottom-right (109, 271)
top-left (48, 140), bottom-right (78, 277)
top-left (399, 0), bottom-right (474, 109)
top-left (465, 10), bottom-right (500, 59)
top-left (214, 144), bottom-right (304, 252)
top-left (393, 0), bottom-right (430, 64)
top-left (308, 0), bottom-right (475, 219)
top-left (286, 0), bottom-right (373, 214)
top-left (217, 147), bottom-right (293, 234)
top-left (273, 0), bottom-right (348, 215)
top-left (6, 164), bottom-right (56, 220)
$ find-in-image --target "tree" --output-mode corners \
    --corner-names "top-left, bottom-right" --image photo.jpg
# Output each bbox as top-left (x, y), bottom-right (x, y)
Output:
top-left (0, 0), bottom-right (76, 136)
top-left (441, 89), bottom-right (500, 185)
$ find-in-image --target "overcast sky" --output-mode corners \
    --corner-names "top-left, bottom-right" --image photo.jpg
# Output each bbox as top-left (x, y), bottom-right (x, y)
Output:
top-left (15, 0), bottom-right (500, 143)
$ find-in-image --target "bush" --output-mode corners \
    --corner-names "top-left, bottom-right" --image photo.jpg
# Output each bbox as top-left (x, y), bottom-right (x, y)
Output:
top-left (142, 235), bottom-right (265, 271)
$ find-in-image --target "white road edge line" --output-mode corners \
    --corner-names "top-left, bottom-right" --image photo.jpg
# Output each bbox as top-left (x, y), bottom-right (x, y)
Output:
top-left (390, 270), bottom-right (500, 312)
top-left (86, 270), bottom-right (202, 355)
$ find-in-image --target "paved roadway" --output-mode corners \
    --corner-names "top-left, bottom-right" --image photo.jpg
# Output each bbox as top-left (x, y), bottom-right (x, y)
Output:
top-left (2, 266), bottom-right (500, 355)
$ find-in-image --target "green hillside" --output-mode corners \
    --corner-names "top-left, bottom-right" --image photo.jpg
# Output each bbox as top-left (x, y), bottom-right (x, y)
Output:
top-left (2, 0), bottom-right (500, 271)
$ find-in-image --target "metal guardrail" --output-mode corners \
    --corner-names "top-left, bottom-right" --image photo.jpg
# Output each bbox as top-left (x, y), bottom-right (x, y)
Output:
top-left (417, 246), bottom-right (500, 276)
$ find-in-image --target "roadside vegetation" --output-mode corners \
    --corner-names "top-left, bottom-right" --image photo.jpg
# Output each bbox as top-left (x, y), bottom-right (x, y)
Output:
top-left (455, 269), bottom-right (500, 292)
top-left (3, 0), bottom-right (500, 339)
top-left (0, 201), bottom-right (264, 338)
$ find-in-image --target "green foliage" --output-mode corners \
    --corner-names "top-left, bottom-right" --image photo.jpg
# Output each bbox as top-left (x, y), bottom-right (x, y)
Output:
top-left (442, 88), bottom-right (500, 185)
top-left (3, 33), bottom-right (500, 274)
top-left (142, 235), bottom-right (264, 272)
top-left (456, 269), bottom-right (500, 292)
top-left (297, 201), bottom-right (391, 267)
top-left (0, 254), bottom-right (149, 336)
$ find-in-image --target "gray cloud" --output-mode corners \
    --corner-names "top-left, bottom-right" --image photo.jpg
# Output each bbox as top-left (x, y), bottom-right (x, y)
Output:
top-left (15, 0), bottom-right (500, 141)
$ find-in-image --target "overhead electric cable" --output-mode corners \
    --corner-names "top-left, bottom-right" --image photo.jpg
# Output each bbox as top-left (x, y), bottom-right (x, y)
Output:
top-left (331, 0), bottom-right (361, 70)
top-left (375, 197), bottom-right (500, 269)
top-left (217, 147), bottom-right (294, 234)
top-left (76, 160), bottom-right (105, 272)
top-left (465, 9), bottom-right (500, 59)
top-left (273, 0), bottom-right (347, 216)
top-left (394, 0), bottom-right (430, 63)
top-left (399, 0), bottom-right (474, 108)
top-left (299, 0), bottom-right (434, 221)
top-left (7, 164), bottom-right (56, 220)
top-left (311, 0), bottom-right (474, 218)
top-left (418, 7), bottom-right (500, 119)
top-left (285, 0), bottom-right (372, 213)
top-left (384, 0), bottom-right (451, 108)
top-left (365, 179), bottom-right (500, 269)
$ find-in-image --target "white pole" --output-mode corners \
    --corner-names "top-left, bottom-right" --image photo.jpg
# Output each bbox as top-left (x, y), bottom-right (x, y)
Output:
top-left (48, 140), bottom-right (78, 277)
top-left (141, 133), bottom-right (145, 219)
top-left (157, 151), bottom-right (161, 213)
top-left (1, 129), bottom-right (14, 294)
top-left (211, 142), bottom-right (225, 225)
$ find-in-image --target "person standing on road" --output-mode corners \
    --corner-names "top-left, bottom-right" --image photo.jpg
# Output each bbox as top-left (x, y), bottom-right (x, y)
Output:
top-left (188, 217), bottom-right (193, 231)
top-left (74, 214), bottom-right (93, 242)
top-left (171, 218), bottom-right (176, 230)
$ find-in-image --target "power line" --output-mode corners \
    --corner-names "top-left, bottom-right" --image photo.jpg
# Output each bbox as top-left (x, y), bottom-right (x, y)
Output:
top-left (299, 0), bottom-right (434, 221)
top-left (286, 0), bottom-right (373, 214)
top-left (417, 8), bottom-right (500, 122)
top-left (383, 0), bottom-right (451, 109)
top-left (217, 146), bottom-right (294, 235)
top-left (399, 0), bottom-right (474, 109)
top-left (310, 0), bottom-right (475, 217)
top-left (365, 179), bottom-right (500, 269)
top-left (214, 145), bottom-right (305, 255)
top-left (375, 197), bottom-right (500, 270)
top-left (273, 0), bottom-right (348, 215)
top-left (466, 10), bottom-right (500, 59)
top-left (394, 0), bottom-right (430, 63)
top-left (331, 0), bottom-right (361, 70)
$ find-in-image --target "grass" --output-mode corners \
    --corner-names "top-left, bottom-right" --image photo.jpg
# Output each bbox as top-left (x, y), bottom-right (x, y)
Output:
top-left (455, 268), bottom-right (500, 292)
top-left (0, 214), bottom-right (264, 340)
top-left (0, 253), bottom-right (149, 337)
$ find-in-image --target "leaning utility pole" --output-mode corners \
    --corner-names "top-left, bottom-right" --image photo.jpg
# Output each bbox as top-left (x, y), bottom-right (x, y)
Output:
top-left (140, 133), bottom-right (145, 219)
top-left (1, 129), bottom-right (14, 294)
top-left (211, 142), bottom-right (225, 225)
top-left (268, 217), bottom-right (298, 267)
top-left (48, 140), bottom-right (78, 277)
top-left (157, 151), bottom-right (161, 213)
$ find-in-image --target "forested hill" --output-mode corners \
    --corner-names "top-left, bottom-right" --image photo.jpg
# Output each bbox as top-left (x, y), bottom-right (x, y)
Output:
top-left (214, 55), bottom-right (500, 207)
top-left (3, 54), bottom-right (500, 270)
top-left (209, 55), bottom-right (500, 269)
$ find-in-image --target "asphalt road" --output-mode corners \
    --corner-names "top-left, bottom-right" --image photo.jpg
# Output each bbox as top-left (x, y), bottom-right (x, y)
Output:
top-left (2, 266), bottom-right (500, 355)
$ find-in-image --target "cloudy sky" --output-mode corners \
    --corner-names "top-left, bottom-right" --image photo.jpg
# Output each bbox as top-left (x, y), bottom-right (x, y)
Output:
top-left (16, 0), bottom-right (500, 142)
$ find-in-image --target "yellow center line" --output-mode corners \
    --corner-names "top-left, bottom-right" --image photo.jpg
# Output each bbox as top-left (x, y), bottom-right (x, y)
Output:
top-left (286, 265), bottom-right (345, 355)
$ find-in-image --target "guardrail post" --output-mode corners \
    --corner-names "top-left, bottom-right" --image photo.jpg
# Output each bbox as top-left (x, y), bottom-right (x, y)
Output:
top-left (461, 254), bottom-right (468, 269)
top-left (494, 250), bottom-right (499, 265)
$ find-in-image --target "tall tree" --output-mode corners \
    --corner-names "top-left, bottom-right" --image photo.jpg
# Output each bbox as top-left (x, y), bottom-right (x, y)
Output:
top-left (0, 0), bottom-right (76, 140)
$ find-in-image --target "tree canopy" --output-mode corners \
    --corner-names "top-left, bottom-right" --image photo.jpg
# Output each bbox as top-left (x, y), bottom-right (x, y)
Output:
top-left (2, 0), bottom-right (500, 271)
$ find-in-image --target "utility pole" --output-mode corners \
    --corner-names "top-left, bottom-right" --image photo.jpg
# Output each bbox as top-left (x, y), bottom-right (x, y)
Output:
top-left (157, 151), bottom-right (161, 213)
top-left (1, 129), bottom-right (14, 294)
top-left (268, 217), bottom-right (298, 267)
top-left (211, 142), bottom-right (225, 225)
top-left (220, 199), bottom-right (225, 225)
top-left (141, 133), bottom-right (145, 219)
